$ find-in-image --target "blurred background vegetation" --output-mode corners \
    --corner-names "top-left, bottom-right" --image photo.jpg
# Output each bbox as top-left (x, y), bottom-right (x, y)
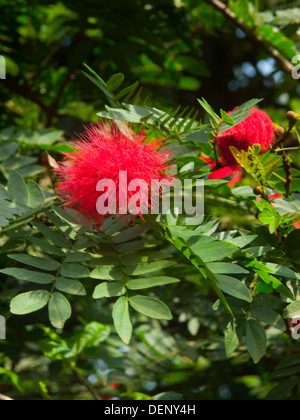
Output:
top-left (0, 0), bottom-right (299, 401)
top-left (1, 0), bottom-right (299, 133)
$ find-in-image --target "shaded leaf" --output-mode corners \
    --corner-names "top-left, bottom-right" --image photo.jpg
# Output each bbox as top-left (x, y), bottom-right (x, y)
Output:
top-left (77, 322), bottom-right (111, 353)
top-left (55, 277), bottom-right (86, 296)
top-left (216, 274), bottom-right (252, 302)
top-left (93, 281), bottom-right (125, 298)
top-left (106, 73), bottom-right (124, 92)
top-left (126, 276), bottom-right (180, 290)
top-left (112, 296), bottom-right (132, 344)
top-left (48, 292), bottom-right (72, 329)
top-left (251, 303), bottom-right (286, 331)
top-left (60, 263), bottom-right (90, 279)
top-left (124, 260), bottom-right (176, 276)
top-left (246, 319), bottom-right (267, 364)
top-left (90, 265), bottom-right (123, 281)
top-left (129, 295), bottom-right (172, 320)
top-left (27, 180), bottom-right (45, 209)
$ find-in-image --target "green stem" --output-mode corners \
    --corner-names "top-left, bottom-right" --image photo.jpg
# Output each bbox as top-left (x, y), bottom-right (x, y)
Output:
top-left (1, 200), bottom-right (55, 234)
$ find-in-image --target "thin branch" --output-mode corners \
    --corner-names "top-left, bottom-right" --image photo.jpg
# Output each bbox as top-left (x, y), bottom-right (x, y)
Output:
top-left (205, 0), bottom-right (296, 77)
top-left (282, 151), bottom-right (292, 197)
top-left (72, 369), bottom-right (101, 401)
top-left (276, 146), bottom-right (300, 152)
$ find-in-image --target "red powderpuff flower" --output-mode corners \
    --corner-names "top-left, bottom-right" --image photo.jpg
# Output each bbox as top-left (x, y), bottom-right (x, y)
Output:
top-left (55, 122), bottom-right (173, 225)
top-left (216, 108), bottom-right (275, 169)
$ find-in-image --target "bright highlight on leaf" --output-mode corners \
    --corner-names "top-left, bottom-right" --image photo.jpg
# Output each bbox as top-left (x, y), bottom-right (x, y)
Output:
top-left (1, 4), bottom-right (300, 401)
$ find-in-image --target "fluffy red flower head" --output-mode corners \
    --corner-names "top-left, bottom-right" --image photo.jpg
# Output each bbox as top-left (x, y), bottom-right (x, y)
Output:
top-left (216, 108), bottom-right (275, 168)
top-left (55, 122), bottom-right (172, 225)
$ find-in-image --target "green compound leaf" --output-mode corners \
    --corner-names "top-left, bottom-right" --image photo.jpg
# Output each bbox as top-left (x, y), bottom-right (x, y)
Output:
top-left (0, 268), bottom-right (54, 285)
top-left (8, 254), bottom-right (60, 272)
top-left (7, 170), bottom-right (28, 207)
top-left (126, 276), bottom-right (180, 290)
top-left (55, 277), bottom-right (86, 296)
